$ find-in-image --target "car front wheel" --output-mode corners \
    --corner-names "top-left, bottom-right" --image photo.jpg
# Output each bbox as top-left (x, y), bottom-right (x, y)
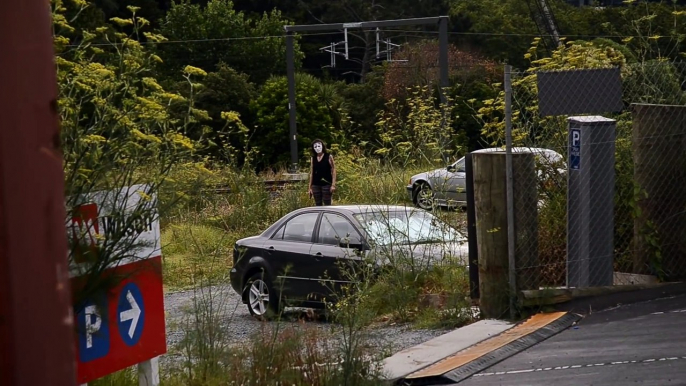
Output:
top-left (414, 182), bottom-right (434, 210)
top-left (244, 271), bottom-right (282, 320)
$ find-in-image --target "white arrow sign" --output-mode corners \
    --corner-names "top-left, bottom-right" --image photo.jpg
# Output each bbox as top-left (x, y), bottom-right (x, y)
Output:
top-left (119, 290), bottom-right (141, 339)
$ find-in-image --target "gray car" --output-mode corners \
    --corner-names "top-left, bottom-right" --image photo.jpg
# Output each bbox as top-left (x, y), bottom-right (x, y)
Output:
top-left (406, 147), bottom-right (565, 210)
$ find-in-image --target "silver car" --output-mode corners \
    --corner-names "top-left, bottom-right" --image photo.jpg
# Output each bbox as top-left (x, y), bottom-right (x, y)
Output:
top-left (406, 147), bottom-right (565, 210)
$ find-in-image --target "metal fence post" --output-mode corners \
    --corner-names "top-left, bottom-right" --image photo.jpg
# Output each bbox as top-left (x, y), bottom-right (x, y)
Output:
top-left (504, 65), bottom-right (517, 320)
top-left (286, 31), bottom-right (298, 173)
top-left (438, 16), bottom-right (450, 164)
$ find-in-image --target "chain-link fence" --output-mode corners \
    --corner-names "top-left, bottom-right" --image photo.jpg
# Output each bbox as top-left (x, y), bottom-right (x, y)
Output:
top-left (499, 60), bottom-right (686, 293)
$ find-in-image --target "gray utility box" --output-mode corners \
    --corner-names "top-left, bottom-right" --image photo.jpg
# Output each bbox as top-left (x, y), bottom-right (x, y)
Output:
top-left (566, 116), bottom-right (616, 288)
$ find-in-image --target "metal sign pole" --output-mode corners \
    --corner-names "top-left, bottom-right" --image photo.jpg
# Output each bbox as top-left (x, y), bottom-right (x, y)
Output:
top-left (504, 65), bottom-right (517, 320)
top-left (285, 32), bottom-right (298, 173)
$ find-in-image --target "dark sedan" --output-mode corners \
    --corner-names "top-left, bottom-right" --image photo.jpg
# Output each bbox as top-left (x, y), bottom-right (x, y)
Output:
top-left (229, 204), bottom-right (468, 319)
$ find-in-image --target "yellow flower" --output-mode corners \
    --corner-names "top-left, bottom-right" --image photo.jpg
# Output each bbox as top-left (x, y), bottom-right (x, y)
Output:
top-left (110, 17), bottom-right (134, 26)
top-left (136, 190), bottom-right (152, 201)
top-left (183, 65), bottom-right (207, 77)
top-left (54, 35), bottom-right (70, 48)
top-left (160, 92), bottom-right (186, 103)
top-left (142, 77), bottom-right (163, 92)
top-left (131, 129), bottom-right (162, 144)
top-left (83, 134), bottom-right (106, 144)
top-left (168, 133), bottom-right (195, 150)
top-left (221, 111), bottom-right (241, 122)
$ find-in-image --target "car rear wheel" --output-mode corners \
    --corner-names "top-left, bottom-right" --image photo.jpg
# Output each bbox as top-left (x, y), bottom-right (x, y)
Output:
top-left (244, 271), bottom-right (281, 320)
top-left (413, 182), bottom-right (434, 210)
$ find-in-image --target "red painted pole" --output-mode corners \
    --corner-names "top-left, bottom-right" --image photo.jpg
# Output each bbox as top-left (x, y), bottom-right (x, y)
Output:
top-left (0, 1), bottom-right (77, 385)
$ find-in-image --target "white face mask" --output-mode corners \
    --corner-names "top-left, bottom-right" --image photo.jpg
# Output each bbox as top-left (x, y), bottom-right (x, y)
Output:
top-left (313, 143), bottom-right (323, 154)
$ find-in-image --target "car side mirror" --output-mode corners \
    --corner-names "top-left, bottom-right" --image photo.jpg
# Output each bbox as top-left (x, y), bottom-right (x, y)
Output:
top-left (446, 165), bottom-right (456, 172)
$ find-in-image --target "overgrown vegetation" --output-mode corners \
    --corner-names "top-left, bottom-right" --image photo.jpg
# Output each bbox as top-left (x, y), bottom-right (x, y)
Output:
top-left (59, 0), bottom-right (686, 383)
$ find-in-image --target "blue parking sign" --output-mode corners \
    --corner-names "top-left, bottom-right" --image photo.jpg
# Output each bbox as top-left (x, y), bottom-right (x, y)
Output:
top-left (570, 128), bottom-right (581, 171)
top-left (76, 293), bottom-right (110, 362)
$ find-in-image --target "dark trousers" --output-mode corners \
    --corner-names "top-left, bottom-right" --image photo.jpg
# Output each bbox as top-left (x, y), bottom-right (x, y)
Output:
top-left (311, 185), bottom-right (332, 206)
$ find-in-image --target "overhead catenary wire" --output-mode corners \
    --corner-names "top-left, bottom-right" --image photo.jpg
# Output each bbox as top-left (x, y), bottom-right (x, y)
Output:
top-left (64, 28), bottom-right (685, 49)
top-left (64, 30), bottom-right (346, 47)
top-left (380, 28), bottom-right (685, 39)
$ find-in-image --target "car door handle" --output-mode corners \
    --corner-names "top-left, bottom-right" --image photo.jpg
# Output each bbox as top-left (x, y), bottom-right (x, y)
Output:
top-left (267, 246), bottom-right (275, 254)
top-left (312, 252), bottom-right (323, 261)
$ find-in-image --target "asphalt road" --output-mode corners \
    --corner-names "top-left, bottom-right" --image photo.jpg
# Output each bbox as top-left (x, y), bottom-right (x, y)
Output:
top-left (458, 294), bottom-right (686, 386)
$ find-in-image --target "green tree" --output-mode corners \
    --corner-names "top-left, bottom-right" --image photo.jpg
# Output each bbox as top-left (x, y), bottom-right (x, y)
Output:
top-left (158, 0), bottom-right (302, 84)
top-left (450, 0), bottom-right (541, 68)
top-left (450, 0), bottom-right (610, 68)
top-left (53, 0), bottom-right (210, 309)
top-left (600, 0), bottom-right (686, 62)
top-left (194, 63), bottom-right (258, 163)
top-left (335, 69), bottom-right (387, 145)
top-left (374, 85), bottom-right (457, 166)
top-left (250, 74), bottom-right (335, 168)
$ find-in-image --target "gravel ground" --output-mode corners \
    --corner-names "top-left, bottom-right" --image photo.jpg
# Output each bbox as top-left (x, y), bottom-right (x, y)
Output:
top-left (161, 284), bottom-right (452, 369)
top-left (159, 210), bottom-right (471, 370)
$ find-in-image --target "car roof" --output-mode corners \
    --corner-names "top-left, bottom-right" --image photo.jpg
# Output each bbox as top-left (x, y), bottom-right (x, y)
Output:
top-left (467, 147), bottom-right (564, 163)
top-left (258, 204), bottom-right (426, 237)
top-left (289, 204), bottom-right (418, 215)
top-left (471, 146), bottom-right (559, 155)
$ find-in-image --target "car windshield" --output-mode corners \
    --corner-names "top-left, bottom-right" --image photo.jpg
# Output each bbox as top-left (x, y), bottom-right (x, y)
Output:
top-left (353, 209), bottom-right (465, 246)
top-left (451, 157), bottom-right (466, 171)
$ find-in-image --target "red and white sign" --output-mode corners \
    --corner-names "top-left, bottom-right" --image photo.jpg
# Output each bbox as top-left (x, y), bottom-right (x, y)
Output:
top-left (68, 184), bottom-right (167, 384)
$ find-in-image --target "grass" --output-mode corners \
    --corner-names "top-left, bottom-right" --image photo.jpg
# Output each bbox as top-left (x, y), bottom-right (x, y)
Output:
top-left (158, 204), bottom-right (391, 386)
top-left (91, 324), bottom-right (386, 386)
top-left (101, 160), bottom-right (477, 386)
top-left (158, 160), bottom-right (475, 329)
top-left (162, 222), bottom-right (234, 290)
top-left (90, 367), bottom-right (137, 386)
top-left (160, 160), bottom-right (469, 291)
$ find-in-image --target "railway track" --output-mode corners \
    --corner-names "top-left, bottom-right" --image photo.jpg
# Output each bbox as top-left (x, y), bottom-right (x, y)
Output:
top-left (210, 178), bottom-right (307, 194)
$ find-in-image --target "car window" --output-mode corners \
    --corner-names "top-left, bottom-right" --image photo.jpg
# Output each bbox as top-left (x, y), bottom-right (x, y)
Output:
top-left (354, 209), bottom-right (465, 246)
top-left (276, 212), bottom-right (319, 243)
top-left (452, 157), bottom-right (466, 172)
top-left (271, 224), bottom-right (285, 240)
top-left (317, 213), bottom-right (362, 246)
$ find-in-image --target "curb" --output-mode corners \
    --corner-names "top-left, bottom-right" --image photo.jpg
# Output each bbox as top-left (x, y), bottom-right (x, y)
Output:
top-left (380, 319), bottom-right (513, 382)
top-left (550, 282), bottom-right (686, 315)
top-left (394, 311), bottom-right (581, 385)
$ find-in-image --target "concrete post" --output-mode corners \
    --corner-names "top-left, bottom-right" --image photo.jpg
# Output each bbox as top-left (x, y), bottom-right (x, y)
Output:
top-left (566, 116), bottom-right (616, 288)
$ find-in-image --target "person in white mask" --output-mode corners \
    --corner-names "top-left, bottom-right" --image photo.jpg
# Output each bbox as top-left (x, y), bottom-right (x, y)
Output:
top-left (308, 139), bottom-right (336, 206)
